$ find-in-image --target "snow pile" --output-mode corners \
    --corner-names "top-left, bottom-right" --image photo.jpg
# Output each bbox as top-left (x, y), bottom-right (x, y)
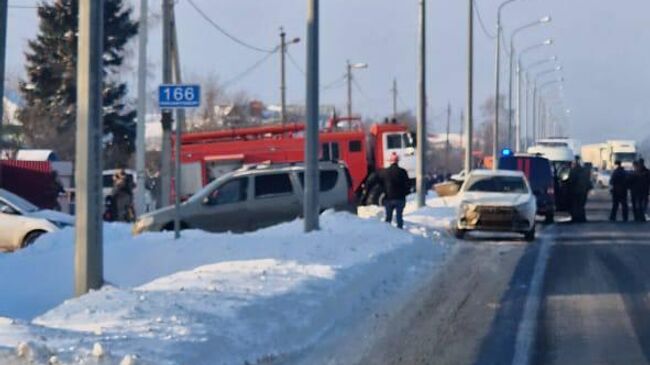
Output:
top-left (0, 210), bottom-right (450, 364)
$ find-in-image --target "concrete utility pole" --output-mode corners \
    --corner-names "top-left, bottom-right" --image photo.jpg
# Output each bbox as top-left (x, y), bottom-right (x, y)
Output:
top-left (171, 4), bottom-right (184, 240)
top-left (391, 78), bottom-right (398, 119)
top-left (304, 0), bottom-right (320, 232)
top-left (346, 60), bottom-right (353, 118)
top-left (280, 28), bottom-right (287, 126)
top-left (0, 0), bottom-right (7, 167)
top-left (75, 0), bottom-right (104, 296)
top-left (465, 0), bottom-right (474, 173)
top-left (416, 0), bottom-right (427, 208)
top-left (460, 109), bottom-right (465, 150)
top-left (160, 0), bottom-right (173, 208)
top-left (445, 103), bottom-right (451, 174)
top-left (135, 0), bottom-right (148, 216)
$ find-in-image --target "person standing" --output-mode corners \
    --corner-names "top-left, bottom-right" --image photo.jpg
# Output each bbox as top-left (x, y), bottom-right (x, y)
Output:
top-left (632, 159), bottom-right (650, 222)
top-left (567, 157), bottom-right (591, 223)
top-left (630, 161), bottom-right (643, 222)
top-left (609, 160), bottom-right (629, 222)
top-left (379, 153), bottom-right (411, 229)
top-left (112, 169), bottom-right (135, 222)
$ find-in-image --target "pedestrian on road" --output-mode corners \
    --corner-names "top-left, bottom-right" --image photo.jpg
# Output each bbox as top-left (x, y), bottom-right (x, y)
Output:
top-left (112, 168), bottom-right (135, 222)
top-left (609, 160), bottom-right (629, 222)
top-left (379, 152), bottom-right (411, 229)
top-left (631, 159), bottom-right (650, 222)
top-left (568, 156), bottom-right (591, 223)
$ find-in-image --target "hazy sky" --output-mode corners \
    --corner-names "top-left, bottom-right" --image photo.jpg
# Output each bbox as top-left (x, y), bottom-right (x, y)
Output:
top-left (5, 0), bottom-right (650, 144)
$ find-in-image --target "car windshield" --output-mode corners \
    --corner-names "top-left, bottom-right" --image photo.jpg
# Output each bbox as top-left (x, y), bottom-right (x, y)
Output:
top-left (614, 153), bottom-right (637, 162)
top-left (0, 189), bottom-right (39, 213)
top-left (464, 176), bottom-right (528, 194)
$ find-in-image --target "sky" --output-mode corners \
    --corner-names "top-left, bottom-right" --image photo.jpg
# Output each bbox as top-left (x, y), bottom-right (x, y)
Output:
top-left (5, 0), bottom-right (650, 144)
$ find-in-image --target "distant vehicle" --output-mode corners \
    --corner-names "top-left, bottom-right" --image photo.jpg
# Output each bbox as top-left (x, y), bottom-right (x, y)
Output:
top-left (595, 170), bottom-right (612, 188)
top-left (0, 189), bottom-right (74, 251)
top-left (174, 117), bottom-right (416, 206)
top-left (581, 140), bottom-right (638, 171)
top-left (536, 138), bottom-right (581, 157)
top-left (499, 154), bottom-right (555, 223)
top-left (454, 170), bottom-right (537, 241)
top-left (133, 162), bottom-right (355, 235)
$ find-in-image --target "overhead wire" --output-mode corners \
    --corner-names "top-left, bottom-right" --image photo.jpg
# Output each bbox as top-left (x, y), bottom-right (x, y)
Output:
top-left (222, 48), bottom-right (278, 88)
top-left (473, 0), bottom-right (497, 40)
top-left (286, 50), bottom-right (306, 76)
top-left (185, 0), bottom-right (275, 54)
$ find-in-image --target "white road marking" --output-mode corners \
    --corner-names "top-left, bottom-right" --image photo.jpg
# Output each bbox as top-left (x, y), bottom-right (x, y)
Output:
top-left (512, 229), bottom-right (554, 365)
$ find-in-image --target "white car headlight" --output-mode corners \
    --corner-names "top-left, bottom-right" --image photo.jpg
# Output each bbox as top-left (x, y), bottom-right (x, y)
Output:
top-left (133, 215), bottom-right (155, 234)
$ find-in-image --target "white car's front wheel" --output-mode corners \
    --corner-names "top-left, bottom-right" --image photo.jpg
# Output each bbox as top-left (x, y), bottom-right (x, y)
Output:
top-left (22, 230), bottom-right (46, 248)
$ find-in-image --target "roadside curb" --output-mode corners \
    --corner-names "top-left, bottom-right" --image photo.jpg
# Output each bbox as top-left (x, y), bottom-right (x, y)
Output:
top-left (511, 227), bottom-right (554, 365)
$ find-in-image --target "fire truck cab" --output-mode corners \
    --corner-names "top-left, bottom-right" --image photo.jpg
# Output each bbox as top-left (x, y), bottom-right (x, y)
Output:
top-left (175, 118), bottom-right (416, 205)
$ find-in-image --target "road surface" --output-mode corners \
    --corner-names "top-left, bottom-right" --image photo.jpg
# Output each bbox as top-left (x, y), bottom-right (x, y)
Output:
top-left (348, 189), bottom-right (650, 365)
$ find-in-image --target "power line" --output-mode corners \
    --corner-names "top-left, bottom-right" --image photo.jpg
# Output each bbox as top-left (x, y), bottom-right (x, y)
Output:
top-left (321, 74), bottom-right (347, 91)
top-left (286, 49), bottom-right (305, 76)
top-left (222, 49), bottom-right (278, 88)
top-left (185, 0), bottom-right (275, 54)
top-left (473, 0), bottom-right (496, 40)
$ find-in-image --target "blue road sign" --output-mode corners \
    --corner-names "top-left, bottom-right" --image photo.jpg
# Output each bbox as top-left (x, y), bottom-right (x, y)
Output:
top-left (158, 84), bottom-right (201, 108)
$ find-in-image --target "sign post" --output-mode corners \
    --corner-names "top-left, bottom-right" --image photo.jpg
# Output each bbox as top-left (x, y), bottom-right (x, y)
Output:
top-left (158, 84), bottom-right (200, 239)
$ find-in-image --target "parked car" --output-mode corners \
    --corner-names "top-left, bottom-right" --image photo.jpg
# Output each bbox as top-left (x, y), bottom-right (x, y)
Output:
top-left (499, 154), bottom-right (555, 223)
top-left (133, 162), bottom-right (355, 234)
top-left (0, 189), bottom-right (74, 251)
top-left (453, 170), bottom-right (537, 241)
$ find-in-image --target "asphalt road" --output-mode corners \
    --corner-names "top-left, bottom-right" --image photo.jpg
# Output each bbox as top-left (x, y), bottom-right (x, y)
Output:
top-left (353, 188), bottom-right (650, 365)
top-left (535, 190), bottom-right (650, 365)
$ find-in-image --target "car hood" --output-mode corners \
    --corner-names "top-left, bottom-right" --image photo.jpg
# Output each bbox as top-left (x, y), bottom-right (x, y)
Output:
top-left (140, 205), bottom-right (176, 222)
top-left (460, 192), bottom-right (531, 207)
top-left (29, 210), bottom-right (75, 225)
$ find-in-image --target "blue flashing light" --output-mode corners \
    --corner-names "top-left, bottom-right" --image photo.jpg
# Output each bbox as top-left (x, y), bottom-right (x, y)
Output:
top-left (501, 148), bottom-right (513, 157)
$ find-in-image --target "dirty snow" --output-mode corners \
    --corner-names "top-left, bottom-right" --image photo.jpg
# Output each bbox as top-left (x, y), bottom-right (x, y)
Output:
top-left (0, 196), bottom-right (458, 365)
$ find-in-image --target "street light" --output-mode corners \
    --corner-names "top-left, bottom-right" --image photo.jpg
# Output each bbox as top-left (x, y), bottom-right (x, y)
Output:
top-left (507, 15), bottom-right (551, 147)
top-left (346, 60), bottom-right (368, 118)
top-left (280, 28), bottom-right (301, 126)
top-left (514, 39), bottom-right (553, 151)
top-left (533, 71), bottom-right (563, 141)
top-left (538, 78), bottom-right (565, 138)
top-left (522, 56), bottom-right (557, 148)
top-left (492, 0), bottom-right (518, 170)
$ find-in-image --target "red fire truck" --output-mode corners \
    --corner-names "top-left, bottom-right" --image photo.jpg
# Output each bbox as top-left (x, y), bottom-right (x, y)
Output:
top-left (175, 117), bottom-right (417, 204)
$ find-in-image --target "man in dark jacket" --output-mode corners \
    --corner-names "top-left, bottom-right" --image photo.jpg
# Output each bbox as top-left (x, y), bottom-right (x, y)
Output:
top-left (567, 157), bottom-right (591, 223)
top-left (631, 159), bottom-right (650, 222)
top-left (610, 160), bottom-right (629, 222)
top-left (380, 153), bottom-right (411, 229)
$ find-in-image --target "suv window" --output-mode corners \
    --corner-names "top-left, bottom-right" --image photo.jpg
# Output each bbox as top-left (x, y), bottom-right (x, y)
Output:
top-left (208, 178), bottom-right (248, 206)
top-left (386, 134), bottom-right (402, 149)
top-left (298, 170), bottom-right (340, 192)
top-left (255, 173), bottom-right (293, 198)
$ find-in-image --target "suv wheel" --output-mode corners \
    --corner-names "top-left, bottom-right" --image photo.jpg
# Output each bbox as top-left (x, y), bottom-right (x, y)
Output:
top-left (22, 230), bottom-right (45, 248)
top-left (453, 228), bottom-right (466, 240)
top-left (545, 212), bottom-right (555, 224)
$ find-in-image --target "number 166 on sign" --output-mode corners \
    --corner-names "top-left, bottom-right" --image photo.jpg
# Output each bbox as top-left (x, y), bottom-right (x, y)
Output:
top-left (158, 84), bottom-right (201, 108)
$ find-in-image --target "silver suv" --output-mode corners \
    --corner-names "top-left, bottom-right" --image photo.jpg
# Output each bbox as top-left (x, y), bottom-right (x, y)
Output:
top-left (133, 162), bottom-right (354, 234)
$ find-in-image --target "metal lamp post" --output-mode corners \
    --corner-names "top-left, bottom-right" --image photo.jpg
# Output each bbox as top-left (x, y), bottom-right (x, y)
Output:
top-left (492, 0), bottom-right (517, 170)
top-left (532, 70), bottom-right (563, 141)
top-left (280, 28), bottom-right (301, 126)
top-left (507, 16), bottom-right (551, 147)
top-left (515, 39), bottom-right (552, 152)
top-left (522, 56), bottom-right (557, 149)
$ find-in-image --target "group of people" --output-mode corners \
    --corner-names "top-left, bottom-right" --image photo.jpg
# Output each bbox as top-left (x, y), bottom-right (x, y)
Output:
top-left (610, 159), bottom-right (650, 222)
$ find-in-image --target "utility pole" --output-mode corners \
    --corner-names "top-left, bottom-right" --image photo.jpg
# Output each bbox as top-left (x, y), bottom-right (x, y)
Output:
top-left (346, 60), bottom-right (352, 118)
top-left (75, 0), bottom-right (104, 296)
top-left (171, 4), bottom-right (184, 240)
top-left (135, 0), bottom-right (148, 216)
top-left (515, 61), bottom-right (522, 152)
top-left (280, 27), bottom-right (287, 126)
top-left (460, 109), bottom-right (465, 150)
top-left (445, 103), bottom-right (451, 174)
top-left (465, 0), bottom-right (474, 173)
top-left (160, 0), bottom-right (173, 208)
top-left (304, 0), bottom-right (320, 232)
top-left (416, 0), bottom-right (427, 208)
top-left (391, 78), bottom-right (398, 119)
top-left (0, 0), bottom-right (7, 169)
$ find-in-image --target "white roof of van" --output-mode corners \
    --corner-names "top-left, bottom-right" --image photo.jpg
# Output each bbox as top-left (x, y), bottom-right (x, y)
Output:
top-left (468, 169), bottom-right (525, 178)
top-left (15, 149), bottom-right (58, 161)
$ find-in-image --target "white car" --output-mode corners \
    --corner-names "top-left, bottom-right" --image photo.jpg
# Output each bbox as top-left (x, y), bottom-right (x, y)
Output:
top-left (454, 170), bottom-right (537, 241)
top-left (0, 189), bottom-right (74, 252)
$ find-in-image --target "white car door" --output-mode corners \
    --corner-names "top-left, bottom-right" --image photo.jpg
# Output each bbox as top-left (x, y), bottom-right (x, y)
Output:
top-left (0, 201), bottom-right (25, 251)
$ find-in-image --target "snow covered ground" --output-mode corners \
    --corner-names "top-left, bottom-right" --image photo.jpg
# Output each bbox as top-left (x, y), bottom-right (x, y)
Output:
top-left (0, 195), bottom-right (458, 365)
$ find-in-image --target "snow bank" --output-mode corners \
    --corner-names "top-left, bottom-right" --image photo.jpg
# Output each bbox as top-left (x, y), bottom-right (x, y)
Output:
top-left (0, 209), bottom-right (450, 364)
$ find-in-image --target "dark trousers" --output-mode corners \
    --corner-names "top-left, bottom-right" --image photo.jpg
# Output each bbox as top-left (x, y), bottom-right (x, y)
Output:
top-left (632, 194), bottom-right (648, 222)
top-left (611, 193), bottom-right (629, 222)
top-left (570, 193), bottom-right (588, 223)
top-left (385, 199), bottom-right (406, 229)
